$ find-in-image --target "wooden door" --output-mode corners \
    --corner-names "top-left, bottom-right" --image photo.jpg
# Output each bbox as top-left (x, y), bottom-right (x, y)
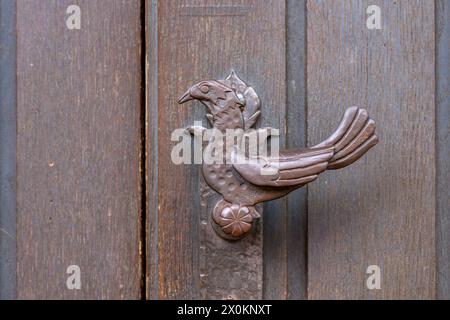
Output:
top-left (0, 0), bottom-right (448, 300)
top-left (1, 0), bottom-right (143, 299)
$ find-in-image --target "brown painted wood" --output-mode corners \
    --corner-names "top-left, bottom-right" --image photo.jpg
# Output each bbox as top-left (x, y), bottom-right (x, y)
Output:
top-left (146, 0), bottom-right (286, 299)
top-left (16, 0), bottom-right (143, 299)
top-left (306, 0), bottom-right (435, 299)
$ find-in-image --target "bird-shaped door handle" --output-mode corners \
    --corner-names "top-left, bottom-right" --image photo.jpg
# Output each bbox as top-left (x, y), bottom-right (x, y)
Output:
top-left (179, 71), bottom-right (378, 240)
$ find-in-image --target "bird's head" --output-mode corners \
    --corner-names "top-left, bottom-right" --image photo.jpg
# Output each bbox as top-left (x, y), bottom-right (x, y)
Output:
top-left (178, 80), bottom-right (244, 115)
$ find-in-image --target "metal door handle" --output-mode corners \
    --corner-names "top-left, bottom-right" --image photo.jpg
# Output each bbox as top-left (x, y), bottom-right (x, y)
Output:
top-left (179, 71), bottom-right (378, 240)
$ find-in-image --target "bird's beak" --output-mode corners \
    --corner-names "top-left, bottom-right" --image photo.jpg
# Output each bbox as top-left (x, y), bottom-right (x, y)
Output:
top-left (178, 90), bottom-right (193, 104)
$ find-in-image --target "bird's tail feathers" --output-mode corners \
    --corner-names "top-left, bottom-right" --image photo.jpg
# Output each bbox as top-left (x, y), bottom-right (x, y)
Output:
top-left (313, 107), bottom-right (378, 170)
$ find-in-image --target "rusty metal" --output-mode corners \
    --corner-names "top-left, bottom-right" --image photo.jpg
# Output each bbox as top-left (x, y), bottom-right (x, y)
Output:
top-left (179, 71), bottom-right (378, 240)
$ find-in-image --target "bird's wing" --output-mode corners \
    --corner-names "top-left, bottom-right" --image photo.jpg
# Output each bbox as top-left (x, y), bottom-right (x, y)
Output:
top-left (232, 146), bottom-right (334, 187)
top-left (219, 71), bottom-right (261, 130)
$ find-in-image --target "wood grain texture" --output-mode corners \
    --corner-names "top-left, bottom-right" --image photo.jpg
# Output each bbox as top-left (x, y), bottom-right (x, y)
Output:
top-left (147, 0), bottom-right (286, 299)
top-left (16, 0), bottom-right (142, 299)
top-left (436, 0), bottom-right (450, 300)
top-left (306, 0), bottom-right (435, 299)
top-left (0, 0), bottom-right (17, 300)
top-left (146, 0), bottom-right (159, 301)
top-left (263, 0), bottom-right (307, 300)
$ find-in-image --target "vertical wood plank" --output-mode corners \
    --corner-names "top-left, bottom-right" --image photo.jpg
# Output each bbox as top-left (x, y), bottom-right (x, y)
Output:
top-left (16, 0), bottom-right (143, 299)
top-left (147, 0), bottom-right (286, 299)
top-left (146, 0), bottom-right (159, 301)
top-left (436, 0), bottom-right (450, 300)
top-left (263, 0), bottom-right (308, 300)
top-left (307, 0), bottom-right (435, 299)
top-left (0, 0), bottom-right (17, 300)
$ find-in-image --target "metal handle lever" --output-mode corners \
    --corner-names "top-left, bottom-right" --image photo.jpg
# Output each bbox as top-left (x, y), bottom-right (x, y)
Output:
top-left (179, 71), bottom-right (378, 240)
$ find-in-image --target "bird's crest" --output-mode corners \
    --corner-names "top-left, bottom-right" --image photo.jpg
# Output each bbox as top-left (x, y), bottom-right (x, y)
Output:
top-left (218, 70), bottom-right (261, 130)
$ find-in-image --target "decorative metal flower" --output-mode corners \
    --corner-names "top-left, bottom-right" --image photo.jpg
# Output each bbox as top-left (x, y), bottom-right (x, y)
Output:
top-left (213, 204), bottom-right (254, 238)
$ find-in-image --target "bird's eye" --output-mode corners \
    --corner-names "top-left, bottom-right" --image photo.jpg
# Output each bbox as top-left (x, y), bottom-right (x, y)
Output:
top-left (200, 85), bottom-right (210, 94)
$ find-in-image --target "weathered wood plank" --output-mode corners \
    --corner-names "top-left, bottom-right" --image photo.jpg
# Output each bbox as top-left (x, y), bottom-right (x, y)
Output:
top-left (263, 0), bottom-right (307, 300)
top-left (147, 0), bottom-right (286, 299)
top-left (436, 0), bottom-right (450, 300)
top-left (16, 0), bottom-right (143, 299)
top-left (146, 0), bottom-right (159, 301)
top-left (0, 0), bottom-right (17, 300)
top-left (307, 0), bottom-right (435, 299)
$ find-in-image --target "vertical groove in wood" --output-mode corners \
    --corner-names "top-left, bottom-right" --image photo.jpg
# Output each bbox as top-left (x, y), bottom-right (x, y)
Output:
top-left (16, 0), bottom-right (142, 299)
top-left (146, 0), bottom-right (159, 300)
top-left (0, 0), bottom-right (17, 300)
top-left (263, 0), bottom-right (307, 300)
top-left (436, 0), bottom-right (450, 300)
top-left (139, 0), bottom-right (147, 300)
top-left (286, 0), bottom-right (307, 300)
top-left (307, 0), bottom-right (435, 299)
top-left (149, 0), bottom-right (285, 299)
